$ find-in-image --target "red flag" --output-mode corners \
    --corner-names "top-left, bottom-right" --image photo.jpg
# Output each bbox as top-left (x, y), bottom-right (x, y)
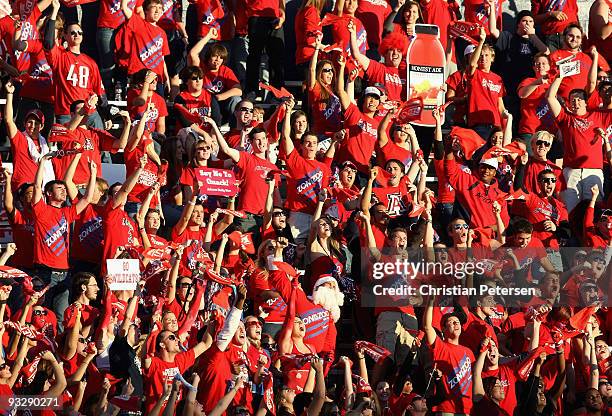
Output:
top-left (504, 141), bottom-right (527, 156)
top-left (448, 21), bottom-right (480, 45)
top-left (569, 305), bottom-right (598, 330)
top-left (408, 203), bottom-right (426, 218)
top-left (517, 346), bottom-right (546, 381)
top-left (482, 145), bottom-right (513, 159)
top-left (142, 247), bottom-right (170, 261)
top-left (263, 373), bottom-right (276, 415)
top-left (204, 268), bottom-right (234, 286)
top-left (259, 82), bottom-right (293, 99)
top-left (215, 208), bottom-right (247, 219)
top-left (157, 160), bottom-right (169, 186)
top-left (273, 261), bottom-right (300, 278)
top-left (323, 42), bottom-right (344, 54)
top-left (600, 356), bottom-right (612, 375)
top-left (48, 124), bottom-right (78, 143)
top-left (497, 189), bottom-right (528, 203)
top-left (395, 98), bottom-right (423, 124)
top-left (449, 126), bottom-right (485, 160)
top-left (352, 374), bottom-right (372, 393)
top-left (355, 340), bottom-right (391, 364)
top-left (227, 231), bottom-right (255, 254)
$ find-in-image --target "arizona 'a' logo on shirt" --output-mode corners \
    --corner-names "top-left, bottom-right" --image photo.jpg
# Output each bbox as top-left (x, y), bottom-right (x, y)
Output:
top-left (386, 192), bottom-right (407, 217)
top-left (447, 354), bottom-right (472, 396)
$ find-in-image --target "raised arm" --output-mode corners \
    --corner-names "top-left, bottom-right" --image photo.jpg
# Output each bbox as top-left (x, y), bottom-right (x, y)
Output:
top-left (467, 27), bottom-right (487, 76)
top-left (307, 358), bottom-right (326, 416)
top-left (545, 75), bottom-right (564, 118)
top-left (586, 46), bottom-right (599, 95)
top-left (121, 0), bottom-right (134, 20)
top-left (377, 110), bottom-right (393, 148)
top-left (4, 82), bottom-right (17, 138)
top-left (73, 159), bottom-right (97, 215)
top-left (125, 104), bottom-right (151, 152)
top-left (473, 337), bottom-right (490, 400)
top-left (111, 155), bottom-right (147, 209)
top-left (423, 294), bottom-right (437, 345)
top-left (32, 153), bottom-right (54, 205)
top-left (348, 19), bottom-right (370, 70)
top-left (486, 0), bottom-right (500, 39)
top-left (165, 246), bottom-right (184, 304)
top-left (41, 351), bottom-right (67, 397)
top-left (360, 169), bottom-right (377, 213)
top-left (187, 28), bottom-right (218, 67)
top-left (207, 116), bottom-right (240, 163)
top-left (3, 170), bottom-right (14, 220)
top-left (308, 38), bottom-right (322, 90)
top-left (43, 0), bottom-right (60, 50)
top-left (336, 55), bottom-right (351, 110)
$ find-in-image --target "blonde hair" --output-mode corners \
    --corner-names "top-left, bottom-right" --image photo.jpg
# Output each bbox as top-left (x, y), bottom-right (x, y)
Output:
top-left (531, 130), bottom-right (554, 145)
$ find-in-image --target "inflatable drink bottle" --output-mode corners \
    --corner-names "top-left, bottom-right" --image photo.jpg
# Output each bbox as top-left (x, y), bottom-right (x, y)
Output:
top-left (406, 24), bottom-right (446, 127)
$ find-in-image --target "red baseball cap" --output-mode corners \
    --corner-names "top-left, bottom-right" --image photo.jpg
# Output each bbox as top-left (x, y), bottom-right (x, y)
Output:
top-left (25, 109), bottom-right (45, 125)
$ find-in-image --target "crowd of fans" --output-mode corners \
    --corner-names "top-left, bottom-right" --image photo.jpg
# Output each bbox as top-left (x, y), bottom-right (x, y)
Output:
top-left (0, 0), bottom-right (608, 414)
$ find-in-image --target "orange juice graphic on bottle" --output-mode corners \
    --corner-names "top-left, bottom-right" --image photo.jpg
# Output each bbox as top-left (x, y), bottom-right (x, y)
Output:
top-left (406, 24), bottom-right (446, 127)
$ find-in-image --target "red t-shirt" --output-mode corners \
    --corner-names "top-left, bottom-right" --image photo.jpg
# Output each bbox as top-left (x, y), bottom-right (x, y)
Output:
top-left (8, 209), bottom-right (34, 269)
top-left (157, 0), bottom-right (178, 31)
top-left (194, 0), bottom-right (230, 39)
top-left (203, 65), bottom-right (240, 95)
top-left (356, 0), bottom-right (391, 47)
top-left (32, 199), bottom-right (78, 269)
top-left (235, 152), bottom-right (278, 215)
top-left (124, 136), bottom-right (161, 204)
top-left (555, 108), bottom-right (608, 169)
top-left (531, 0), bottom-right (578, 35)
top-left (124, 14), bottom-right (170, 78)
top-left (101, 200), bottom-right (140, 264)
top-left (521, 193), bottom-right (568, 249)
top-left (52, 127), bottom-right (117, 184)
top-left (517, 78), bottom-right (557, 135)
top-left (463, 0), bottom-right (503, 35)
top-left (98, 0), bottom-right (144, 28)
top-left (497, 237), bottom-right (548, 283)
top-left (481, 361), bottom-right (521, 414)
top-left (9, 131), bottom-right (47, 190)
top-left (295, 6), bottom-right (321, 65)
top-left (549, 51), bottom-right (608, 100)
top-left (365, 60), bottom-right (404, 101)
top-left (308, 83), bottom-right (343, 137)
top-left (372, 185), bottom-right (412, 218)
top-left (174, 90), bottom-right (212, 129)
top-left (11, 7), bottom-right (42, 73)
top-left (446, 70), bottom-right (469, 124)
top-left (283, 149), bottom-right (331, 215)
top-left (248, 0), bottom-right (280, 18)
top-left (71, 204), bottom-right (105, 264)
top-left (429, 337), bottom-right (475, 414)
top-left (46, 46), bottom-right (104, 115)
top-left (19, 40), bottom-right (54, 103)
top-left (420, 0), bottom-right (454, 52)
top-left (467, 69), bottom-right (505, 127)
top-left (331, 15), bottom-right (367, 56)
top-left (336, 103), bottom-right (380, 173)
top-left (144, 350), bottom-right (195, 414)
top-left (249, 269), bottom-right (287, 324)
top-left (522, 159), bottom-right (563, 195)
top-left (127, 89), bottom-right (168, 132)
top-left (377, 140), bottom-right (413, 168)
top-left (170, 226), bottom-right (210, 275)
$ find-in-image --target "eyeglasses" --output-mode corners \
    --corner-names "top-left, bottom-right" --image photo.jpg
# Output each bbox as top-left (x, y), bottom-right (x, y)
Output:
top-left (239, 107), bottom-right (254, 113)
top-left (272, 212), bottom-right (286, 218)
top-left (32, 310), bottom-right (48, 316)
top-left (246, 320), bottom-right (262, 328)
top-left (196, 146), bottom-right (211, 152)
top-left (453, 224), bottom-right (469, 230)
top-left (70, 30), bottom-right (83, 36)
top-left (535, 140), bottom-right (551, 147)
top-left (165, 334), bottom-right (177, 341)
top-left (191, 76), bottom-right (203, 81)
top-left (321, 68), bottom-right (334, 73)
top-left (539, 177), bottom-right (557, 184)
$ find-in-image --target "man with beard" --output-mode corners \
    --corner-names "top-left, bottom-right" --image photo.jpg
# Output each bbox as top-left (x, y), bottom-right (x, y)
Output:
top-left (268, 239), bottom-right (341, 367)
top-left (423, 294), bottom-right (476, 414)
top-left (585, 186), bottom-right (612, 248)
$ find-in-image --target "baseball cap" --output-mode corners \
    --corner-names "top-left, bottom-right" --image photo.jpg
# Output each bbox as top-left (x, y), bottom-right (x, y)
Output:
top-left (340, 160), bottom-right (357, 171)
top-left (363, 86), bottom-right (382, 98)
top-left (464, 44), bottom-right (476, 56)
top-left (598, 77), bottom-right (612, 90)
top-left (480, 158), bottom-right (499, 169)
top-left (25, 109), bottom-right (45, 125)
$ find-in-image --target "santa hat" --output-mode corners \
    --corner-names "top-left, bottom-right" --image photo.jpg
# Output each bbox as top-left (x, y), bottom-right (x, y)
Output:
top-left (449, 126), bottom-right (486, 160)
top-left (312, 276), bottom-right (337, 294)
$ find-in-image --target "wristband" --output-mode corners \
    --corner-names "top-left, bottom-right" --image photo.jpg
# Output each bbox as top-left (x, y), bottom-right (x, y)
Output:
top-left (188, 200), bottom-right (196, 206)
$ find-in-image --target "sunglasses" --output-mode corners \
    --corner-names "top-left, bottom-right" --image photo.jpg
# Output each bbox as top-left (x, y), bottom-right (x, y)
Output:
top-left (32, 309), bottom-right (47, 316)
top-left (321, 68), bottom-right (334, 73)
top-left (540, 177), bottom-right (557, 184)
top-left (453, 224), bottom-right (469, 230)
top-left (535, 140), bottom-right (551, 147)
top-left (239, 107), bottom-right (254, 113)
top-left (70, 30), bottom-right (83, 36)
top-left (246, 321), bottom-right (262, 328)
top-left (178, 282), bottom-right (192, 288)
top-left (272, 211), bottom-right (286, 218)
top-left (197, 146), bottom-right (212, 152)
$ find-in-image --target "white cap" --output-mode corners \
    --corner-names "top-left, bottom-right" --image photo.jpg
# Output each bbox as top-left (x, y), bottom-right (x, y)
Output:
top-left (464, 44), bottom-right (476, 56)
top-left (480, 158), bottom-right (499, 169)
top-left (363, 86), bottom-right (382, 98)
